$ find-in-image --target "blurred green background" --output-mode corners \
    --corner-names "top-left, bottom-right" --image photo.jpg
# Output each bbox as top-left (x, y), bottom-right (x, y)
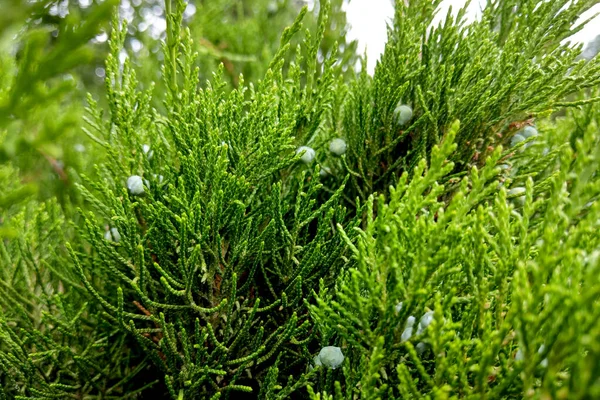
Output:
top-left (0, 0), bottom-right (358, 209)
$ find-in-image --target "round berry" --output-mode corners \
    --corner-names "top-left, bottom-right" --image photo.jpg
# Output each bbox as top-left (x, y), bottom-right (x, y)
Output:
top-left (319, 165), bottom-right (332, 177)
top-left (127, 175), bottom-right (145, 195)
top-left (296, 146), bottom-right (315, 164)
top-left (329, 138), bottom-right (347, 156)
top-left (401, 316), bottom-right (416, 342)
top-left (401, 326), bottom-right (413, 343)
top-left (538, 345), bottom-right (548, 368)
top-left (508, 187), bottom-right (526, 206)
top-left (104, 227), bottom-right (121, 242)
top-left (416, 342), bottom-right (427, 355)
top-left (521, 126), bottom-right (538, 138)
top-left (417, 311), bottom-right (434, 335)
top-left (152, 174), bottom-right (164, 184)
top-left (510, 134), bottom-right (525, 147)
top-left (143, 144), bottom-right (154, 160)
top-left (394, 104), bottom-right (413, 126)
top-left (508, 187), bottom-right (526, 197)
top-left (317, 346), bottom-right (344, 369)
top-left (515, 348), bottom-right (524, 362)
top-left (395, 302), bottom-right (403, 313)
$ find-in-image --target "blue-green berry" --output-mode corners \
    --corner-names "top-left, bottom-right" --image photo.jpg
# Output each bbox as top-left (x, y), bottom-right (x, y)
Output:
top-left (143, 144), bottom-right (154, 159)
top-left (521, 126), bottom-right (538, 138)
top-left (317, 346), bottom-right (344, 369)
top-left (515, 345), bottom-right (547, 367)
top-left (508, 187), bottom-right (526, 197)
top-left (319, 165), bottom-right (332, 177)
top-left (416, 311), bottom-right (434, 335)
top-left (152, 174), bottom-right (164, 184)
top-left (401, 316), bottom-right (416, 343)
top-left (510, 134), bottom-right (525, 147)
top-left (395, 302), bottom-right (403, 313)
top-left (104, 227), bottom-right (121, 242)
top-left (394, 104), bottom-right (413, 126)
top-left (329, 138), bottom-right (347, 156)
top-left (508, 187), bottom-right (526, 205)
top-left (401, 326), bottom-right (413, 342)
top-left (296, 146), bottom-right (315, 164)
top-left (515, 348), bottom-right (524, 361)
top-left (127, 175), bottom-right (145, 195)
top-left (538, 345), bottom-right (548, 368)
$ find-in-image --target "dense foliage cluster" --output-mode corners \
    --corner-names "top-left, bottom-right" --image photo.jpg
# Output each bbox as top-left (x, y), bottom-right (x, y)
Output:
top-left (1, 0), bottom-right (599, 398)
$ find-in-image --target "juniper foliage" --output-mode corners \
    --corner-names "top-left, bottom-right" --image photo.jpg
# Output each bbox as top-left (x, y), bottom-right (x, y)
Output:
top-left (310, 117), bottom-right (600, 398)
top-left (321, 0), bottom-right (600, 204)
top-left (1, 0), bottom-right (600, 399)
top-left (68, 1), bottom-right (358, 397)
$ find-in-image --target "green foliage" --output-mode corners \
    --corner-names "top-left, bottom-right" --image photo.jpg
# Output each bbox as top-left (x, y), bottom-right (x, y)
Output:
top-left (0, 0), bottom-right (358, 203)
top-left (323, 0), bottom-right (600, 204)
top-left (2, 0), bottom-right (600, 399)
top-left (183, 0), bottom-right (358, 87)
top-left (121, 0), bottom-right (359, 107)
top-left (0, 0), bottom-right (116, 202)
top-left (0, 171), bottom-right (155, 397)
top-left (67, 1), bottom-right (359, 397)
top-left (310, 113), bottom-right (600, 398)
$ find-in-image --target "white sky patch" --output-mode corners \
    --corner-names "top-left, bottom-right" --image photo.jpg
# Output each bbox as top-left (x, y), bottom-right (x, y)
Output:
top-left (344, 0), bottom-right (393, 71)
top-left (570, 4), bottom-right (600, 45)
top-left (346, 0), bottom-right (600, 74)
